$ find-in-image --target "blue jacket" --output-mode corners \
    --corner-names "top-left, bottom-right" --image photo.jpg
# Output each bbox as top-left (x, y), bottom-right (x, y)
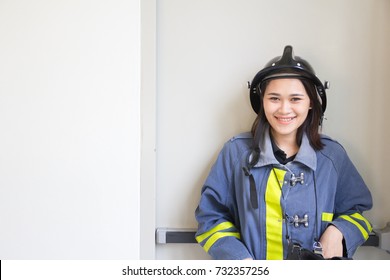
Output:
top-left (195, 129), bottom-right (373, 259)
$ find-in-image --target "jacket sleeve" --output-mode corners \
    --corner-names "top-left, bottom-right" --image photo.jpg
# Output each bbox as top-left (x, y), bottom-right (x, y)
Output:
top-left (329, 147), bottom-right (373, 257)
top-left (195, 141), bottom-right (252, 260)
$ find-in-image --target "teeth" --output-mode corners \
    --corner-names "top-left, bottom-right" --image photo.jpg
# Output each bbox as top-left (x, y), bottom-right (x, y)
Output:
top-left (278, 117), bottom-right (294, 122)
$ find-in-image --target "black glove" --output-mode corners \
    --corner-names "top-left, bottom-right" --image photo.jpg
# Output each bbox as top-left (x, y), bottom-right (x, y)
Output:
top-left (286, 242), bottom-right (351, 260)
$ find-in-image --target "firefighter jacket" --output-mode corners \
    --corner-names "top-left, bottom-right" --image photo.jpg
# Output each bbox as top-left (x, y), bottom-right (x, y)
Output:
top-left (195, 128), bottom-right (373, 260)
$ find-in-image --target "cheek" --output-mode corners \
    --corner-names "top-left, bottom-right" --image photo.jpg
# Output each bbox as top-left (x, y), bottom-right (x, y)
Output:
top-left (263, 103), bottom-right (275, 118)
top-left (296, 106), bottom-right (311, 121)
top-left (264, 111), bottom-right (273, 121)
top-left (297, 100), bottom-right (311, 114)
top-left (263, 100), bottom-right (275, 111)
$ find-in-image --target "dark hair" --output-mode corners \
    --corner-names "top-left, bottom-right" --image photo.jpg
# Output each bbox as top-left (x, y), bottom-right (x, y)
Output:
top-left (251, 78), bottom-right (324, 150)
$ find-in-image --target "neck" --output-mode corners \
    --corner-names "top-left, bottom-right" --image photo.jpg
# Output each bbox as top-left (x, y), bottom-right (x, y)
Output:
top-left (271, 130), bottom-right (299, 158)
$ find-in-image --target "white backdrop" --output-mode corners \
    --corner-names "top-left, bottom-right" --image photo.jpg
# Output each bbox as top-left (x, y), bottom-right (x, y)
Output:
top-left (0, 0), bottom-right (141, 259)
top-left (155, 0), bottom-right (390, 259)
top-left (0, 0), bottom-right (388, 261)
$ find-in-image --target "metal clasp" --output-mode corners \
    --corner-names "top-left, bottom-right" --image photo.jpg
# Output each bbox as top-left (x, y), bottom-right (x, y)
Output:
top-left (293, 214), bottom-right (309, 227)
top-left (290, 172), bottom-right (304, 186)
top-left (313, 241), bottom-right (323, 256)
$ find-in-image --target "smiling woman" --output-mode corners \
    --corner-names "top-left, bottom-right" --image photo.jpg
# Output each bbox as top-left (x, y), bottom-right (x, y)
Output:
top-left (263, 79), bottom-right (311, 158)
top-left (194, 45), bottom-right (373, 260)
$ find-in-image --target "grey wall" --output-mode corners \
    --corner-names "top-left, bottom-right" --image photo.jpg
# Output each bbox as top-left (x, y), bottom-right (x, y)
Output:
top-left (155, 0), bottom-right (390, 259)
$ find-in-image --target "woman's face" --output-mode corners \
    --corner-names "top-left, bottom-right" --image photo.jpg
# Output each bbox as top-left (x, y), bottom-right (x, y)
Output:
top-left (263, 78), bottom-right (311, 141)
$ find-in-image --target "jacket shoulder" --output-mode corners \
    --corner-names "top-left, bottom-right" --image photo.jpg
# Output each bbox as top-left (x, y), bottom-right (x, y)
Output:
top-left (319, 134), bottom-right (348, 161)
top-left (220, 132), bottom-right (253, 162)
top-left (228, 132), bottom-right (253, 142)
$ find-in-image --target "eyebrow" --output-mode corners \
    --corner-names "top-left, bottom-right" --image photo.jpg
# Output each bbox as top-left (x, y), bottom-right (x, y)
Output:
top-left (265, 92), bottom-right (305, 97)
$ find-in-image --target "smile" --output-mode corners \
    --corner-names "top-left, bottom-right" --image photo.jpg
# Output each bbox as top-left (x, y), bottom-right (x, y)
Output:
top-left (275, 116), bottom-right (296, 123)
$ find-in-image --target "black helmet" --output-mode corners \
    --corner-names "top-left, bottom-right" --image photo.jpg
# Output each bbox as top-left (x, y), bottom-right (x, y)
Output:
top-left (249, 45), bottom-right (328, 115)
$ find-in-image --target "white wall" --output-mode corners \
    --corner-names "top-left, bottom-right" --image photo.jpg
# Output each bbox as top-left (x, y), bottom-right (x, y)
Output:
top-left (155, 0), bottom-right (390, 259)
top-left (0, 0), bottom-right (388, 261)
top-left (140, 0), bottom-right (157, 260)
top-left (0, 0), bottom-right (141, 259)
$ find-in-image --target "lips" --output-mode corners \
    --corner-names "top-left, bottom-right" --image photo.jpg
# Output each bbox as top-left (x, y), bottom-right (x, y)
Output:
top-left (275, 116), bottom-right (296, 124)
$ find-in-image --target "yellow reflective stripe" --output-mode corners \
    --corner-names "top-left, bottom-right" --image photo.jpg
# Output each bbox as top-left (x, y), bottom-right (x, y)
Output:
top-left (195, 221), bottom-right (235, 243)
top-left (265, 168), bottom-right (286, 260)
top-left (322, 212), bottom-right (334, 222)
top-left (339, 215), bottom-right (369, 240)
top-left (351, 213), bottom-right (372, 232)
top-left (203, 232), bottom-right (241, 253)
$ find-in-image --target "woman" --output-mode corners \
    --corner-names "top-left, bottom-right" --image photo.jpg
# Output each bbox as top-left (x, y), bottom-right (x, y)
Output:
top-left (194, 46), bottom-right (373, 260)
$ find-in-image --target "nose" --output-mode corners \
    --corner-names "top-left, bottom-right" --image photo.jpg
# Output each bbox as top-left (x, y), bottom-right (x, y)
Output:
top-left (278, 100), bottom-right (291, 114)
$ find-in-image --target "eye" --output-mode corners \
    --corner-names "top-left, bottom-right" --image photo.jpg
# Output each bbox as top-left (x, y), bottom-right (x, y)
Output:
top-left (269, 97), bottom-right (279, 102)
top-left (291, 97), bottom-right (302, 102)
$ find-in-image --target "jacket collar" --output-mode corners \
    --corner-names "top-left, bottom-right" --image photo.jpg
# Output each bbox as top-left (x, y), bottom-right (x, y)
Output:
top-left (253, 125), bottom-right (317, 170)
